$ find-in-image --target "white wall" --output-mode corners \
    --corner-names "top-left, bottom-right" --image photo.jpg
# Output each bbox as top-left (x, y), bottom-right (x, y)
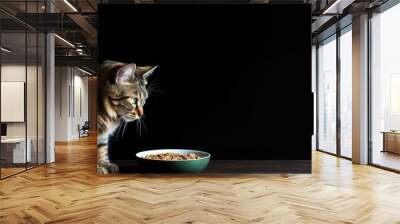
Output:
top-left (1, 65), bottom-right (27, 139)
top-left (55, 66), bottom-right (69, 141)
top-left (1, 65), bottom-right (40, 137)
top-left (54, 66), bottom-right (89, 141)
top-left (1, 64), bottom-right (46, 164)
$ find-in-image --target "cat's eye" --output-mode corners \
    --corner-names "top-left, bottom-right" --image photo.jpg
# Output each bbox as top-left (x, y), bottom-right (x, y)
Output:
top-left (110, 96), bottom-right (129, 101)
top-left (130, 98), bottom-right (137, 104)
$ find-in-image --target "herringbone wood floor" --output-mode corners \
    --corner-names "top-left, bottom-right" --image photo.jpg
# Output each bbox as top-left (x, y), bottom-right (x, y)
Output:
top-left (1, 135), bottom-right (400, 224)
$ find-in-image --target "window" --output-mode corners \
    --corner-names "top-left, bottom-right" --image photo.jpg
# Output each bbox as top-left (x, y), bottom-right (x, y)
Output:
top-left (317, 36), bottom-right (337, 154)
top-left (370, 3), bottom-right (400, 171)
top-left (339, 28), bottom-right (352, 158)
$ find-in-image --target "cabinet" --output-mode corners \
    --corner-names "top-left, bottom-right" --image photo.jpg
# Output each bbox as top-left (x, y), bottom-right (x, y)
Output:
top-left (382, 132), bottom-right (400, 154)
top-left (0, 138), bottom-right (32, 164)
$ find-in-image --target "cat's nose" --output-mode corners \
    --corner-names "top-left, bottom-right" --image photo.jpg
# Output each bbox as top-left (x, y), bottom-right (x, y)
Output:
top-left (136, 107), bottom-right (144, 117)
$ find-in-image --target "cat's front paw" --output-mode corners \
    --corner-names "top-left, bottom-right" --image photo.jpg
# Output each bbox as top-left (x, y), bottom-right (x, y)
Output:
top-left (98, 163), bottom-right (119, 174)
top-left (106, 163), bottom-right (119, 173)
top-left (97, 166), bottom-right (109, 174)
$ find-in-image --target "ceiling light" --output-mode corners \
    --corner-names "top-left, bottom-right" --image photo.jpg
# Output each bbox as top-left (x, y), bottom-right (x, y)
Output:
top-left (54, 34), bottom-right (75, 48)
top-left (322, 0), bottom-right (342, 14)
top-left (77, 67), bottom-right (93, 76)
top-left (63, 0), bottom-right (78, 12)
top-left (322, 0), bottom-right (355, 15)
top-left (1, 47), bottom-right (11, 53)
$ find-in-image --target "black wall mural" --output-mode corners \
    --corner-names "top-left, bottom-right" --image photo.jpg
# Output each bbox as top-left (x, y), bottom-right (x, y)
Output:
top-left (97, 4), bottom-right (312, 173)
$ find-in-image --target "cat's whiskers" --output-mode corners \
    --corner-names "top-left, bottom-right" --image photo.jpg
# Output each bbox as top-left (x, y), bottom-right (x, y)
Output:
top-left (147, 81), bottom-right (159, 90)
top-left (147, 90), bottom-right (164, 105)
top-left (148, 83), bottom-right (161, 93)
top-left (147, 78), bottom-right (164, 97)
top-left (134, 114), bottom-right (141, 138)
top-left (141, 115), bottom-right (148, 134)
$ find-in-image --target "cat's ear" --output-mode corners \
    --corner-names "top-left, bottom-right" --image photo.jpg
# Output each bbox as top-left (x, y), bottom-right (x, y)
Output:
top-left (136, 65), bottom-right (158, 81)
top-left (115, 63), bottom-right (136, 84)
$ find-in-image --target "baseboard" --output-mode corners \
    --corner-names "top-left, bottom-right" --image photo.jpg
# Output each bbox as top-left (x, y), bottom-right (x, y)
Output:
top-left (115, 160), bottom-right (311, 174)
top-left (205, 160), bottom-right (311, 173)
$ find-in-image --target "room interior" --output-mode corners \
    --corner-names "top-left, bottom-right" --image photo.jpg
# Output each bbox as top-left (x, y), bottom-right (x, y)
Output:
top-left (0, 0), bottom-right (400, 223)
top-left (0, 30), bottom-right (46, 178)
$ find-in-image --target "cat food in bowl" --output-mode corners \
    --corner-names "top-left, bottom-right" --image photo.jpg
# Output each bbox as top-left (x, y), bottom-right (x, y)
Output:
top-left (136, 149), bottom-right (210, 173)
top-left (144, 152), bottom-right (200, 160)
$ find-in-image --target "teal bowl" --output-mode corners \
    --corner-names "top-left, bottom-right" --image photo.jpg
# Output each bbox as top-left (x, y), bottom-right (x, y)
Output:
top-left (136, 149), bottom-right (211, 173)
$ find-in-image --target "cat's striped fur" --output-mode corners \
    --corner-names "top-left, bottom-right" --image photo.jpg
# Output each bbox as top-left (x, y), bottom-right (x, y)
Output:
top-left (97, 60), bottom-right (157, 174)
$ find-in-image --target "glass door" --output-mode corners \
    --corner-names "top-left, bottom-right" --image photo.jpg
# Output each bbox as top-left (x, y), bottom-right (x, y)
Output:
top-left (317, 35), bottom-right (337, 154)
top-left (0, 1), bottom-right (47, 179)
top-left (1, 30), bottom-right (28, 178)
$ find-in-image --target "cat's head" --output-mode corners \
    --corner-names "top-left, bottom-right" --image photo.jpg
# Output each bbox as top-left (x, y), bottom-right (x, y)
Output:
top-left (102, 62), bottom-right (157, 122)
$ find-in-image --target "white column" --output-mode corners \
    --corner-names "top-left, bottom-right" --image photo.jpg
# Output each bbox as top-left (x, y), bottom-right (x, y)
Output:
top-left (46, 32), bottom-right (55, 163)
top-left (352, 14), bottom-right (369, 164)
top-left (45, 0), bottom-right (56, 163)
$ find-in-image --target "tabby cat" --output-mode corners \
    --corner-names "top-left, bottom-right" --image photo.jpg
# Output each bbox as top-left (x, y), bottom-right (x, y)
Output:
top-left (97, 60), bottom-right (157, 174)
